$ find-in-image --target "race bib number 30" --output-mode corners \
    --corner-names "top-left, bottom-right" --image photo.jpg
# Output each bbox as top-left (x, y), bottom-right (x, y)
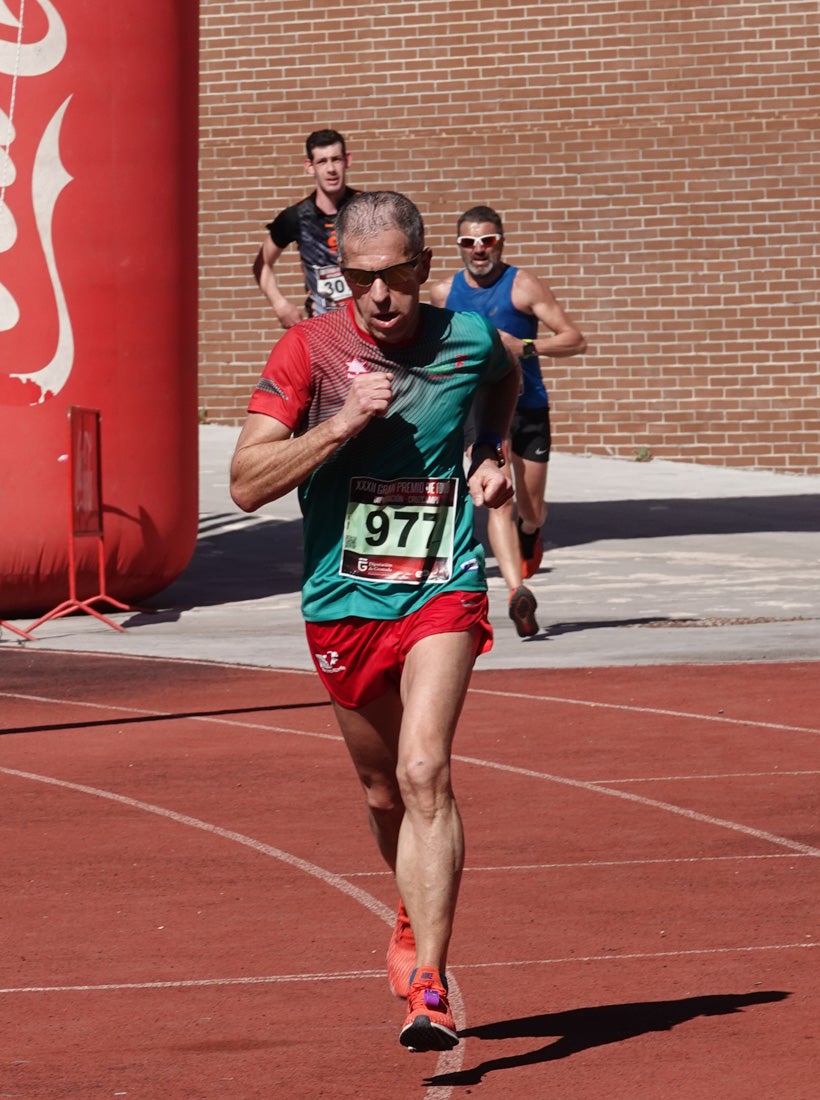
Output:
top-left (316, 264), bottom-right (352, 302)
top-left (341, 477), bottom-right (457, 584)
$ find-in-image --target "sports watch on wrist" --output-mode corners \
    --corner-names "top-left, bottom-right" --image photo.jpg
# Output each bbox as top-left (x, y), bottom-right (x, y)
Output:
top-left (521, 339), bottom-right (538, 360)
top-left (472, 433), bottom-right (505, 467)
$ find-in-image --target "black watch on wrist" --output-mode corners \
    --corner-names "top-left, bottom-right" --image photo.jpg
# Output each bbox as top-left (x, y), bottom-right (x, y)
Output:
top-left (473, 434), bottom-right (505, 467)
top-left (521, 339), bottom-right (538, 360)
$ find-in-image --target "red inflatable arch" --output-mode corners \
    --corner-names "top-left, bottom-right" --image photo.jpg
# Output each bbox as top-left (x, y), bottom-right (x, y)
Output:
top-left (0, 1), bottom-right (199, 615)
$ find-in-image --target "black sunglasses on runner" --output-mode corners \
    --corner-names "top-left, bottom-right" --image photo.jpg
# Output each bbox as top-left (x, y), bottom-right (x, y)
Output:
top-left (456, 234), bottom-right (503, 250)
top-left (341, 254), bottom-right (423, 289)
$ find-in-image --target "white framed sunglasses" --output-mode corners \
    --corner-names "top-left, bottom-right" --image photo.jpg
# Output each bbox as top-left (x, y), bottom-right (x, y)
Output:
top-left (456, 234), bottom-right (503, 249)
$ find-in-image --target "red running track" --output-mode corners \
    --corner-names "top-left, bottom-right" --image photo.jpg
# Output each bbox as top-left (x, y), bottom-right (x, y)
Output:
top-left (0, 649), bottom-right (817, 1099)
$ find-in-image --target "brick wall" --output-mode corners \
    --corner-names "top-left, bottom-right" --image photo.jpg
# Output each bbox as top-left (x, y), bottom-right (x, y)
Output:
top-left (199, 0), bottom-right (820, 474)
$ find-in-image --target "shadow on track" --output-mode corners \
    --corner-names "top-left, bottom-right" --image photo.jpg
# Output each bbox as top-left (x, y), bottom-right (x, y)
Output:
top-left (424, 990), bottom-right (790, 1087)
top-left (136, 491), bottom-right (818, 614)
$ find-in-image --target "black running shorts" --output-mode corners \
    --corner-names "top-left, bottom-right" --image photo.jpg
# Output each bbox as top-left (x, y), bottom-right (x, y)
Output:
top-left (510, 405), bottom-right (551, 463)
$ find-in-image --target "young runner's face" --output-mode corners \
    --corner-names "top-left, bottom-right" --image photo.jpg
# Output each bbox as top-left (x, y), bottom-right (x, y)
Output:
top-left (458, 220), bottom-right (504, 283)
top-left (306, 143), bottom-right (349, 198)
top-left (342, 228), bottom-right (431, 346)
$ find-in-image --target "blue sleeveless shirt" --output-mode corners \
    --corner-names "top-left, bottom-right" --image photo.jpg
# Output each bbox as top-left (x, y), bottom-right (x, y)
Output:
top-left (445, 266), bottom-right (547, 407)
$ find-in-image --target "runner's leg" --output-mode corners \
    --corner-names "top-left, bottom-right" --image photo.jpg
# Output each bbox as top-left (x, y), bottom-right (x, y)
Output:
top-left (393, 629), bottom-right (475, 972)
top-left (513, 452), bottom-right (548, 532)
top-left (332, 690), bottom-right (405, 870)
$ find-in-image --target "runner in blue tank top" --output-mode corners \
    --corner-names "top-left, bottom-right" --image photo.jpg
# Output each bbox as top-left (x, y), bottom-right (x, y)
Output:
top-left (430, 206), bottom-right (587, 638)
top-left (232, 192), bottom-right (521, 1054)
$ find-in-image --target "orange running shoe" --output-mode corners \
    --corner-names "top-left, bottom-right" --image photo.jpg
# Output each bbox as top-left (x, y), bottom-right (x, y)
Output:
top-left (517, 520), bottom-right (543, 579)
top-left (508, 585), bottom-right (539, 638)
top-left (400, 967), bottom-right (458, 1052)
top-left (386, 900), bottom-right (416, 998)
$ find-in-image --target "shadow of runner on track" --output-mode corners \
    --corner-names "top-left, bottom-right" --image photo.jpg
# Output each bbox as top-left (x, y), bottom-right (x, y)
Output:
top-left (121, 491), bottom-right (818, 623)
top-left (546, 495), bottom-right (820, 547)
top-left (471, 493), bottom-right (820, 550)
top-left (424, 990), bottom-right (790, 1088)
top-left (125, 515), bottom-right (305, 620)
top-left (0, 699), bottom-right (332, 738)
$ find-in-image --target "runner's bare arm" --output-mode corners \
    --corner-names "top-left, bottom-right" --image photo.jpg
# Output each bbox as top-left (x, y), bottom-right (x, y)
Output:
top-left (467, 348), bottom-right (520, 508)
top-left (230, 373), bottom-right (394, 511)
top-left (501, 268), bottom-right (587, 360)
top-left (252, 235), bottom-right (303, 329)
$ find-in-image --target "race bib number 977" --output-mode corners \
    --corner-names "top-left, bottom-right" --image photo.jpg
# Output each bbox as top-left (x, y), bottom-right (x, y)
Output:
top-left (341, 477), bottom-right (457, 584)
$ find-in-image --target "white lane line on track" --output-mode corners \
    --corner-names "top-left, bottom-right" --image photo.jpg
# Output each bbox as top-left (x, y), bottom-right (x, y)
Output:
top-left (469, 686), bottom-right (820, 736)
top-left (5, 677), bottom-right (820, 736)
top-left (0, 969), bottom-right (389, 994)
top-left (0, 769), bottom-right (391, 917)
top-left (599, 770), bottom-right (819, 783)
top-left (2, 674), bottom-right (817, 1090)
top-left (1, 691), bottom-right (170, 710)
top-left (467, 941), bottom-right (819, 970)
top-left (4, 676), bottom-right (817, 1096)
top-left (2, 942), bottom-right (816, 996)
top-left (0, 766), bottom-right (466, 1092)
top-left (452, 752), bottom-right (820, 857)
top-left (3, 691), bottom-right (818, 857)
top-left (344, 852), bottom-right (816, 876)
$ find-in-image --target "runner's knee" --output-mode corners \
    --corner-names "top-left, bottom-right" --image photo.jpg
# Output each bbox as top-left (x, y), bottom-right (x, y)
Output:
top-left (396, 751), bottom-right (452, 809)
top-left (360, 773), bottom-right (403, 814)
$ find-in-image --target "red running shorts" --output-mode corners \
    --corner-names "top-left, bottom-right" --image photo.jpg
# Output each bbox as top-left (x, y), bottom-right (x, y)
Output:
top-left (304, 590), bottom-right (493, 709)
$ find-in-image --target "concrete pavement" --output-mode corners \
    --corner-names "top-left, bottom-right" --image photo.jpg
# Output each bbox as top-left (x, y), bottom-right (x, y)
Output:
top-left (3, 425), bottom-right (819, 669)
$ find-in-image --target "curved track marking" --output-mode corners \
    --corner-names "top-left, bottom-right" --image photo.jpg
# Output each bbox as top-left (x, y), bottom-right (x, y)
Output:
top-left (2, 667), bottom-right (817, 1094)
top-left (0, 969), bottom-right (387, 994)
top-left (449, 852), bottom-right (815, 873)
top-left (3, 686), bottom-right (817, 858)
top-left (601, 769), bottom-right (819, 782)
top-left (453, 752), bottom-right (820, 856)
top-left (5, 675), bottom-right (820, 735)
top-left (465, 941), bottom-right (819, 971)
top-left (0, 766), bottom-right (466, 1093)
top-left (5, 678), bottom-right (820, 739)
top-left (6, 673), bottom-right (820, 735)
top-left (470, 686), bottom-right (820, 736)
top-left (2, 691), bottom-right (158, 709)
top-left (3, 939), bottom-right (816, 996)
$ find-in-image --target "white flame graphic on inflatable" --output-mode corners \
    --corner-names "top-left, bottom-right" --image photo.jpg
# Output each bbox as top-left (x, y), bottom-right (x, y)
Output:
top-left (1, 0), bottom-right (73, 403)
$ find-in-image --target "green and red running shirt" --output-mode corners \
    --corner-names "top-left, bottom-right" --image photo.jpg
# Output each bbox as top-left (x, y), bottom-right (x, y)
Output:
top-left (248, 301), bottom-right (510, 623)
